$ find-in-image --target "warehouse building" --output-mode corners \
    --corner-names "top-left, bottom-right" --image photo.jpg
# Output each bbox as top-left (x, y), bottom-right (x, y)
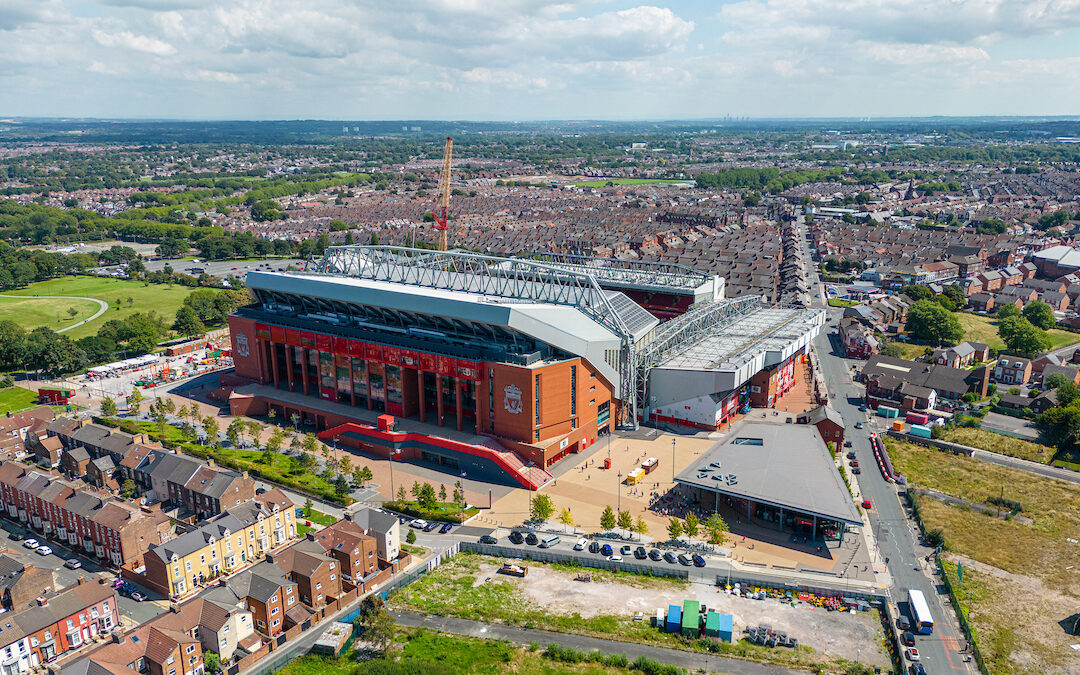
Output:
top-left (226, 247), bottom-right (821, 489)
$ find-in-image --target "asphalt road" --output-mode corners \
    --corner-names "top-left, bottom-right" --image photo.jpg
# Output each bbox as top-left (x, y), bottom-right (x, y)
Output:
top-left (391, 610), bottom-right (798, 675)
top-left (803, 232), bottom-right (974, 675)
top-left (0, 520), bottom-right (164, 626)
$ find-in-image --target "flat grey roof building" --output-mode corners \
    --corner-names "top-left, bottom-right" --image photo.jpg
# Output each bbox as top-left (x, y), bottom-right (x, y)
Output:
top-left (675, 421), bottom-right (862, 527)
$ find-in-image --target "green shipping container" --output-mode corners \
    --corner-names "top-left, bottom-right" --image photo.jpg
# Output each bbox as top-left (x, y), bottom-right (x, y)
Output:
top-left (704, 611), bottom-right (720, 637)
top-left (681, 600), bottom-right (700, 636)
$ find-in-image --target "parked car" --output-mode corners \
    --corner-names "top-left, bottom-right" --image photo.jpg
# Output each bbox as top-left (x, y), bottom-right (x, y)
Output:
top-left (35, 546), bottom-right (52, 556)
top-left (901, 631), bottom-right (915, 647)
top-left (607, 555), bottom-right (623, 562)
top-left (409, 519), bottom-right (428, 530)
top-left (9, 533), bottom-right (23, 541)
top-left (850, 459), bottom-right (859, 467)
top-left (22, 539), bottom-right (38, 549)
top-left (63, 559), bottom-right (82, 570)
top-left (479, 535), bottom-right (497, 545)
top-left (907, 664), bottom-right (926, 675)
top-left (634, 547), bottom-right (647, 559)
top-left (620, 545), bottom-right (632, 556)
top-left (648, 549), bottom-right (663, 561)
top-left (131, 591), bottom-right (147, 602)
top-left (897, 616), bottom-right (911, 631)
top-left (852, 467), bottom-right (861, 475)
top-left (906, 648), bottom-right (920, 662)
top-left (439, 523), bottom-right (453, 534)
top-left (423, 522), bottom-right (439, 532)
top-left (843, 441), bottom-right (852, 447)
top-left (855, 421), bottom-right (863, 429)
top-left (508, 531), bottom-right (525, 544)
top-left (862, 499), bottom-right (872, 509)
top-left (525, 532), bottom-right (539, 546)
top-left (692, 554), bottom-right (706, 567)
top-left (677, 553), bottom-right (692, 566)
top-left (847, 451), bottom-right (856, 460)
top-left (573, 538), bottom-right (588, 551)
top-left (600, 544), bottom-right (613, 556)
top-left (663, 552), bottom-right (678, 564)
top-left (859, 405), bottom-right (867, 412)
top-left (588, 541), bottom-right (601, 554)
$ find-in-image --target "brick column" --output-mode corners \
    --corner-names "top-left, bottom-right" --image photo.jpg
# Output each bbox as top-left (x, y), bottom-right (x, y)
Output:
top-left (269, 342), bottom-right (280, 389)
top-left (366, 363), bottom-right (373, 411)
top-left (436, 376), bottom-right (445, 427)
top-left (417, 370), bottom-right (427, 423)
top-left (285, 347), bottom-right (295, 392)
top-left (455, 378), bottom-right (464, 432)
top-left (300, 349), bottom-right (310, 396)
top-left (348, 360), bottom-right (357, 407)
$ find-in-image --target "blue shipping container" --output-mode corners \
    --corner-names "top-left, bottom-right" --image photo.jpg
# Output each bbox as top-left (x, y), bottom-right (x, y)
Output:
top-left (718, 613), bottom-right (734, 643)
top-left (666, 604), bottom-right (681, 633)
top-left (909, 424), bottom-right (932, 438)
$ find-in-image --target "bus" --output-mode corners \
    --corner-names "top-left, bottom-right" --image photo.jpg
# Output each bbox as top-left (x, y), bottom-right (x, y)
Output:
top-left (908, 589), bottom-right (934, 634)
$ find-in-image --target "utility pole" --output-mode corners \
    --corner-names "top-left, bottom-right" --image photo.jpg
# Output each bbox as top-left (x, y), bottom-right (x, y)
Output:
top-left (672, 437), bottom-right (676, 483)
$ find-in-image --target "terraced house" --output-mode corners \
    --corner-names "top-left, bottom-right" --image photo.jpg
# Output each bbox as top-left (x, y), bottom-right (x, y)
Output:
top-left (142, 491), bottom-right (296, 598)
top-left (0, 461), bottom-right (171, 567)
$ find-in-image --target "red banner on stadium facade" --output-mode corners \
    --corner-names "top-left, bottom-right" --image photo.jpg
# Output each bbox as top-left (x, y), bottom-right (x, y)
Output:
top-left (436, 355), bottom-right (456, 377)
top-left (270, 325), bottom-right (286, 343)
top-left (419, 352), bottom-right (437, 371)
top-left (348, 339), bottom-right (365, 358)
top-left (285, 328), bottom-right (301, 347)
top-left (332, 336), bottom-right (350, 355)
top-left (254, 323), bottom-right (271, 340)
top-left (300, 332), bottom-right (316, 348)
top-left (456, 359), bottom-right (480, 380)
top-left (400, 349), bottom-right (420, 367)
top-left (382, 346), bottom-right (401, 364)
top-left (365, 342), bottom-right (383, 361)
top-left (315, 333), bottom-right (332, 352)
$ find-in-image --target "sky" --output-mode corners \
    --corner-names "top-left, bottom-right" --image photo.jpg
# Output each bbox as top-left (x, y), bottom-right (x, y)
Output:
top-left (2, 0), bottom-right (1080, 120)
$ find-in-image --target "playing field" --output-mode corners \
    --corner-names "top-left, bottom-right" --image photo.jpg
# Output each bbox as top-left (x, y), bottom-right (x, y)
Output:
top-left (0, 387), bottom-right (38, 414)
top-left (955, 312), bottom-right (1077, 352)
top-left (0, 276), bottom-right (201, 339)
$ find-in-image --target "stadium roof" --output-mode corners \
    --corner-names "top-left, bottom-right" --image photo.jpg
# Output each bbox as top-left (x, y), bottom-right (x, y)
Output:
top-left (511, 252), bottom-right (722, 297)
top-left (675, 421), bottom-right (862, 526)
top-left (659, 307), bottom-right (823, 372)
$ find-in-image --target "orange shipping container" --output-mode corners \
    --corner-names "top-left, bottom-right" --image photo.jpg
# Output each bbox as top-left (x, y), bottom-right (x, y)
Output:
top-left (892, 420), bottom-right (905, 431)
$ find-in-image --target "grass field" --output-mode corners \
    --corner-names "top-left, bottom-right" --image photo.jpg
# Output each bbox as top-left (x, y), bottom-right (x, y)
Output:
top-left (888, 438), bottom-right (1080, 585)
top-left (280, 630), bottom-right (665, 675)
top-left (939, 426), bottom-right (1056, 463)
top-left (955, 312), bottom-right (1077, 352)
top-left (0, 296), bottom-right (101, 333)
top-left (0, 276), bottom-right (204, 339)
top-left (571, 179), bottom-right (689, 188)
top-left (0, 387), bottom-right (38, 415)
top-left (382, 498), bottom-right (479, 523)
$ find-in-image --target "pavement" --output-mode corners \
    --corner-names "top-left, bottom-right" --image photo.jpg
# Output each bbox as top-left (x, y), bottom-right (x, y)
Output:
top-left (390, 610), bottom-right (799, 675)
top-left (802, 229), bottom-right (975, 675)
top-left (979, 410), bottom-right (1040, 440)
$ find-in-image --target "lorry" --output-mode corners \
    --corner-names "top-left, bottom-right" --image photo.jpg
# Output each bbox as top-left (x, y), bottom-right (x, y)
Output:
top-left (626, 468), bottom-right (644, 485)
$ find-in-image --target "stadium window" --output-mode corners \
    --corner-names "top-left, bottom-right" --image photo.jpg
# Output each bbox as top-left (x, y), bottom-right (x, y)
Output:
top-left (570, 366), bottom-right (576, 416)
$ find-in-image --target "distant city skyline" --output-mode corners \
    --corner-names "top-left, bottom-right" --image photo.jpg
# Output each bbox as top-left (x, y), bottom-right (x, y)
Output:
top-left (2, 1), bottom-right (1080, 120)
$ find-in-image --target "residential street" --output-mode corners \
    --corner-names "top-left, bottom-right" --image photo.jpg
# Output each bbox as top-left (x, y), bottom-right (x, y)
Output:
top-left (803, 231), bottom-right (975, 674)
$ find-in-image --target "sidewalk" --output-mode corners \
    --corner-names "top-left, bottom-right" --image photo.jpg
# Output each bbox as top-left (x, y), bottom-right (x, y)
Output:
top-left (389, 610), bottom-right (799, 675)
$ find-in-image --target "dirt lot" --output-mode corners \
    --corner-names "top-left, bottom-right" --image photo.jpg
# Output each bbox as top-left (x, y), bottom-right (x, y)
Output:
top-left (472, 559), bottom-right (889, 668)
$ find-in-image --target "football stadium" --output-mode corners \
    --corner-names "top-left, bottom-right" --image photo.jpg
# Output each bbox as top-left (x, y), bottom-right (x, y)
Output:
top-left (226, 246), bottom-right (823, 489)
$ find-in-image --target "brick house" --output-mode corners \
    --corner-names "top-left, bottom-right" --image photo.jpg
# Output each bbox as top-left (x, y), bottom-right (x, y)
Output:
top-left (796, 405), bottom-right (845, 447)
top-left (993, 356), bottom-right (1032, 385)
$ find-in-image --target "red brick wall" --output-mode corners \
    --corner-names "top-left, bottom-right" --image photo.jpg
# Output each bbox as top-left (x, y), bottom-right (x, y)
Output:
top-left (229, 316), bottom-right (265, 382)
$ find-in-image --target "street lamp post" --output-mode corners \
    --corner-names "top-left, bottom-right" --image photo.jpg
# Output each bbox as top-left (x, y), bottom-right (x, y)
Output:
top-left (617, 472), bottom-right (623, 511)
top-left (671, 438), bottom-right (676, 483)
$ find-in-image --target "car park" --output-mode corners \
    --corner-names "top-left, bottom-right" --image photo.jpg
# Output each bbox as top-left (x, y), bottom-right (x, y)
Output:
top-left (648, 549), bottom-right (663, 561)
top-left (439, 523), bottom-right (453, 534)
top-left (663, 552), bottom-right (678, 564)
top-left (509, 531), bottom-right (525, 544)
top-left (35, 546), bottom-right (52, 556)
top-left (901, 631), bottom-right (915, 646)
top-left (525, 532), bottom-right (539, 545)
top-left (64, 559), bottom-right (82, 570)
top-left (588, 541), bottom-right (601, 554)
top-left (692, 554), bottom-right (706, 567)
top-left (634, 547), bottom-right (647, 559)
top-left (23, 539), bottom-right (38, 549)
top-left (573, 538), bottom-right (588, 551)
top-left (479, 535), bottom-right (497, 545)
top-left (600, 544), bottom-right (613, 556)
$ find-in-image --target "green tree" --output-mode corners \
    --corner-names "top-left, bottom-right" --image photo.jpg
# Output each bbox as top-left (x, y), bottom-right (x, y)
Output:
top-left (600, 506), bottom-right (616, 530)
top-left (634, 515), bottom-right (649, 537)
top-left (901, 285), bottom-right (933, 302)
top-left (1023, 300), bottom-right (1056, 330)
top-left (418, 482), bottom-right (437, 510)
top-left (406, 528), bottom-right (416, 544)
top-left (530, 493), bottom-right (555, 521)
top-left (557, 508), bottom-right (574, 526)
top-left (226, 418), bottom-right (245, 447)
top-left (684, 513), bottom-right (700, 538)
top-left (100, 397), bottom-right (117, 417)
top-left (172, 305), bottom-right (205, 336)
top-left (0, 321), bottom-right (28, 372)
top-left (942, 284), bottom-right (966, 306)
top-left (203, 652), bottom-right (221, 674)
top-left (303, 432), bottom-right (318, 455)
top-left (397, 485), bottom-right (407, 502)
top-left (438, 484), bottom-right (447, 502)
top-left (905, 299), bottom-right (963, 345)
top-left (120, 479), bottom-right (138, 499)
top-left (617, 510), bottom-right (633, 531)
top-left (667, 518), bottom-right (683, 540)
top-left (334, 474), bottom-right (350, 496)
top-left (933, 294), bottom-right (956, 312)
top-left (879, 341), bottom-right (904, 358)
top-left (703, 513), bottom-right (730, 545)
top-left (998, 316), bottom-right (1051, 357)
top-left (996, 303), bottom-right (1021, 319)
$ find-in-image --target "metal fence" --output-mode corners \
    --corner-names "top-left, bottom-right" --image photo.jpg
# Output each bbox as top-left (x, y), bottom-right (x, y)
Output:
top-left (462, 542), bottom-right (689, 579)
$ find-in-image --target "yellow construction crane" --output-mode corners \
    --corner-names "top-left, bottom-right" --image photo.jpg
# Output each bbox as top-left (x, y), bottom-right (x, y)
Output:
top-left (433, 136), bottom-right (453, 251)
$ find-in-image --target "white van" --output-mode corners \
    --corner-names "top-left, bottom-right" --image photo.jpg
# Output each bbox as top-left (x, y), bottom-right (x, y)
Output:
top-left (540, 534), bottom-right (561, 548)
top-left (573, 538), bottom-right (588, 551)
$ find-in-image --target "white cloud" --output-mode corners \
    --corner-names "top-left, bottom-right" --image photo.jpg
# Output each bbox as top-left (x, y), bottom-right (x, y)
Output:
top-left (92, 28), bottom-right (177, 56)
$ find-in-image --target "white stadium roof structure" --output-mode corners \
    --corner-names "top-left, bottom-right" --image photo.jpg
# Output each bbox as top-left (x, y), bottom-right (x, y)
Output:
top-left (246, 246), bottom-right (817, 428)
